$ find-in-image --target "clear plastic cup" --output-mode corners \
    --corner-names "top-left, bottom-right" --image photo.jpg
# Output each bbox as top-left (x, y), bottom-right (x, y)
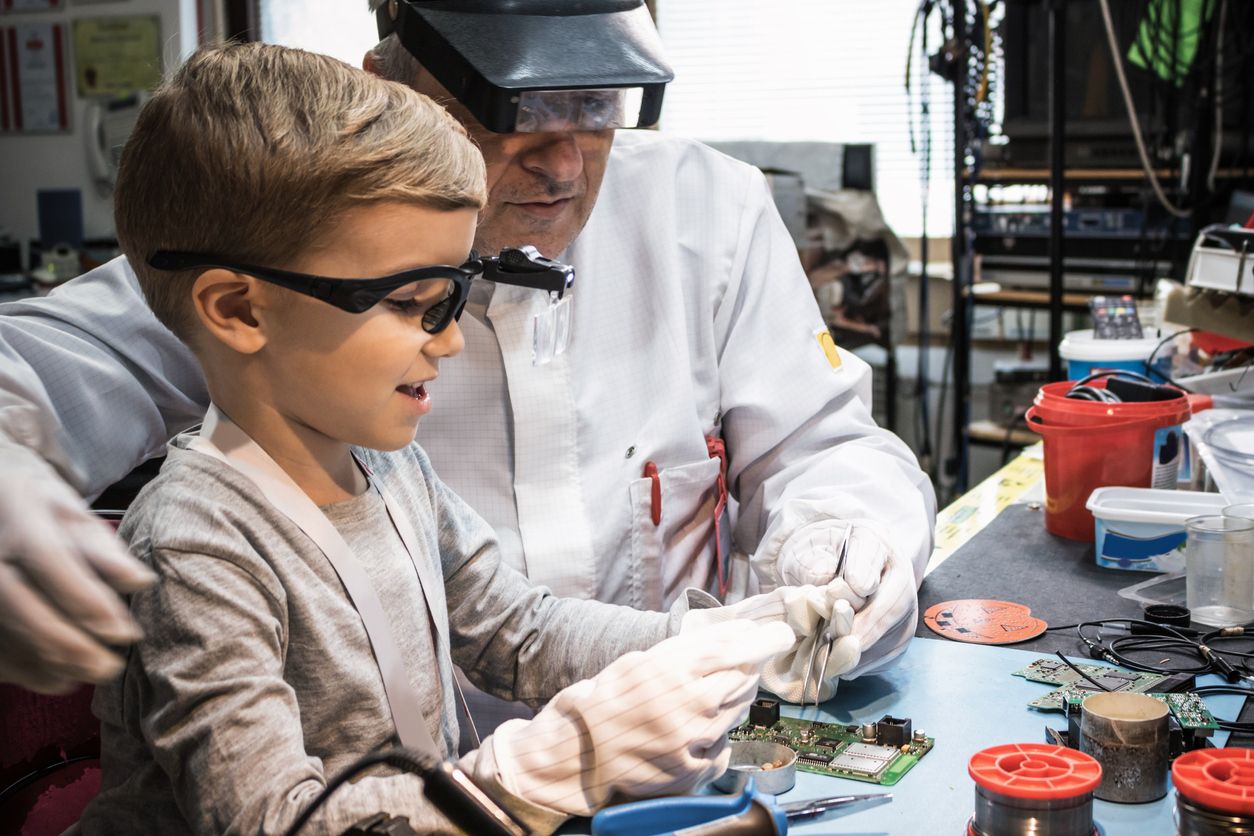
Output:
top-left (1223, 503), bottom-right (1254, 522)
top-left (1185, 515), bottom-right (1254, 627)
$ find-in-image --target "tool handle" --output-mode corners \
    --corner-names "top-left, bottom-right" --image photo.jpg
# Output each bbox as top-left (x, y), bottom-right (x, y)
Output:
top-left (590, 781), bottom-right (785, 836)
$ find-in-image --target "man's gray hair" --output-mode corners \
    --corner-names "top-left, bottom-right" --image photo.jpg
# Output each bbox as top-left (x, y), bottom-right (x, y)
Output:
top-left (366, 0), bottom-right (421, 84)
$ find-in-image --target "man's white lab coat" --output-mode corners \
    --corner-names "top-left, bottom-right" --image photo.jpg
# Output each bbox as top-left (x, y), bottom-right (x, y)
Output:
top-left (0, 130), bottom-right (935, 673)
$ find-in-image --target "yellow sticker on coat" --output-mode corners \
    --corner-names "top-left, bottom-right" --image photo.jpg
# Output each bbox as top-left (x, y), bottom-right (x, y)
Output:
top-left (816, 329), bottom-right (842, 370)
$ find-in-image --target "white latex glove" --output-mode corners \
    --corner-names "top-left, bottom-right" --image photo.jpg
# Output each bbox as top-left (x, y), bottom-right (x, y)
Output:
top-left (0, 439), bottom-right (154, 693)
top-left (490, 619), bottom-right (794, 816)
top-left (779, 519), bottom-right (918, 686)
top-left (681, 584), bottom-right (858, 704)
top-left (844, 541), bottom-right (919, 678)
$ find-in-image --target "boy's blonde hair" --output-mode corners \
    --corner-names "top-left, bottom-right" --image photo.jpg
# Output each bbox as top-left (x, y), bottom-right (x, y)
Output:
top-left (115, 41), bottom-right (486, 341)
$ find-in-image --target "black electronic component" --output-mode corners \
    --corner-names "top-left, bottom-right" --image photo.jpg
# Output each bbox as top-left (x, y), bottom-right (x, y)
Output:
top-left (797, 752), bottom-right (834, 766)
top-left (875, 716), bottom-right (913, 748)
top-left (748, 697), bottom-right (780, 728)
top-left (815, 738), bottom-right (844, 750)
top-left (1157, 673), bottom-right (1198, 694)
top-left (1142, 604), bottom-right (1193, 630)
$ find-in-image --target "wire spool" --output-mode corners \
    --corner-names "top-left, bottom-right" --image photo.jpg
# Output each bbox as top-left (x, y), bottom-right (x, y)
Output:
top-left (1173, 748), bottom-right (1254, 835)
top-left (967, 744), bottom-right (1102, 836)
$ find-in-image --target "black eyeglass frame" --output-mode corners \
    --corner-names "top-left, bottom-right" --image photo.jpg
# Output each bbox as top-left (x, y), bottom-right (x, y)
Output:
top-left (148, 246), bottom-right (575, 333)
top-left (148, 250), bottom-right (478, 332)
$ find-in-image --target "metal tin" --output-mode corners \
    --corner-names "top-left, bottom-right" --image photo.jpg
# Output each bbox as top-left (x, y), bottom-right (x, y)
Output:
top-left (712, 740), bottom-right (797, 795)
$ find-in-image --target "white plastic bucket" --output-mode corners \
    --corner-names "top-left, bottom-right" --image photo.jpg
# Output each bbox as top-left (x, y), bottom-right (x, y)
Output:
top-left (1058, 329), bottom-right (1163, 381)
top-left (1086, 487), bottom-right (1228, 572)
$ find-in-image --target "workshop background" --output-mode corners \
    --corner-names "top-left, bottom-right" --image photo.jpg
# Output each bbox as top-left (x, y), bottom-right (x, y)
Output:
top-left (5, 2), bottom-right (1254, 834)
top-left (7, 0), bottom-right (1249, 507)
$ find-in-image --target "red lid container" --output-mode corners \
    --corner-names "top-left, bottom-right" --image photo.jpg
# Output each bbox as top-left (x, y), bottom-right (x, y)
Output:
top-left (968, 743), bottom-right (1102, 800)
top-left (1173, 748), bottom-right (1254, 816)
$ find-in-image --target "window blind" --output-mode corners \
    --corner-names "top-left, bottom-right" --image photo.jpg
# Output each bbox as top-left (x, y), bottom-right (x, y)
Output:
top-left (656, 0), bottom-right (955, 238)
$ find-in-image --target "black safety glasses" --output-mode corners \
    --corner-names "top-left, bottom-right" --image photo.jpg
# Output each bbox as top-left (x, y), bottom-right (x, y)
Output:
top-left (149, 245), bottom-right (575, 334)
top-left (148, 251), bottom-right (479, 334)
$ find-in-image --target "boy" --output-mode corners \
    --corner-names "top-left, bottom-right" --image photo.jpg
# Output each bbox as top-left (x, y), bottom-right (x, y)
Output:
top-left (77, 42), bottom-right (833, 834)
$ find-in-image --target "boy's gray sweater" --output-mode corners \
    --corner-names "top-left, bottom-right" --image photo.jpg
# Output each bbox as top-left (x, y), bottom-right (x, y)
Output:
top-left (80, 434), bottom-right (679, 834)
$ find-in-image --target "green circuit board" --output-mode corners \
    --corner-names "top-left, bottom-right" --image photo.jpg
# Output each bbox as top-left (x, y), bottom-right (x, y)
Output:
top-left (1013, 659), bottom-right (1218, 735)
top-left (728, 715), bottom-right (934, 786)
top-left (1013, 657), bottom-right (1171, 693)
top-left (1025, 685), bottom-right (1219, 734)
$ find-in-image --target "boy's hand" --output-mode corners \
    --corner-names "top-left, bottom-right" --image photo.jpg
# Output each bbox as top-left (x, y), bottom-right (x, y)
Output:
top-left (0, 441), bottom-right (154, 693)
top-left (680, 582), bottom-right (860, 704)
top-left (489, 619), bottom-right (794, 816)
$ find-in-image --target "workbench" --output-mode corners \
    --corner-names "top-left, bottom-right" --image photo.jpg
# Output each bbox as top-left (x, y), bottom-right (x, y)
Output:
top-left (780, 639), bottom-right (1242, 834)
top-left (564, 454), bottom-right (1243, 834)
top-left (778, 450), bottom-right (1244, 834)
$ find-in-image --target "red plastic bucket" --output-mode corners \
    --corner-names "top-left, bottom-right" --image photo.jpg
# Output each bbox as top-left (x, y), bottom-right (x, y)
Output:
top-left (1027, 397), bottom-right (1191, 541)
top-left (1033, 379), bottom-right (1189, 427)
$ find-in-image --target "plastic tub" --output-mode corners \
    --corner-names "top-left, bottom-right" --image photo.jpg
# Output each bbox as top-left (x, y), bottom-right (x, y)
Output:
top-left (1058, 329), bottom-right (1164, 381)
top-left (1085, 487), bottom-right (1229, 572)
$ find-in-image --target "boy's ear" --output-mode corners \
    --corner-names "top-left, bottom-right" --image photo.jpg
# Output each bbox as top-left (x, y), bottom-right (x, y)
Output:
top-left (191, 269), bottom-right (268, 355)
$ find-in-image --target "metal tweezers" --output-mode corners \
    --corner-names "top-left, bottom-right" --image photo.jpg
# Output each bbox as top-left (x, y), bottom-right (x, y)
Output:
top-left (801, 531), bottom-right (852, 707)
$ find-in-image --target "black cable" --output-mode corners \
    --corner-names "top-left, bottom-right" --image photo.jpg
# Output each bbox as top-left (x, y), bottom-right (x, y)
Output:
top-left (1001, 408), bottom-right (1028, 466)
top-left (1190, 685), bottom-right (1254, 733)
top-left (1076, 618), bottom-right (1254, 681)
top-left (0, 755), bottom-right (95, 804)
top-left (285, 749), bottom-right (432, 836)
top-left (1145, 327), bottom-right (1199, 388)
top-left (283, 747), bottom-right (527, 836)
top-left (1056, 651), bottom-right (1113, 692)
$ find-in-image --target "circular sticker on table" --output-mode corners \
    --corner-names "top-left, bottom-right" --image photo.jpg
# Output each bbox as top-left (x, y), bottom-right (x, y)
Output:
top-left (923, 599), bottom-right (1048, 644)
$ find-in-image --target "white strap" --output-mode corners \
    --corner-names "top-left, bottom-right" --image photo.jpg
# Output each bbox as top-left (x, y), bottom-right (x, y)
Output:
top-left (186, 405), bottom-right (443, 757)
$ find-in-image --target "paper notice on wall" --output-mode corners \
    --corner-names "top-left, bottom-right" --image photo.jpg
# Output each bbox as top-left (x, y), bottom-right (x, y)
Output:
top-left (73, 16), bottom-right (161, 97)
top-left (5, 22), bottom-right (69, 132)
top-left (2, 0), bottom-right (63, 13)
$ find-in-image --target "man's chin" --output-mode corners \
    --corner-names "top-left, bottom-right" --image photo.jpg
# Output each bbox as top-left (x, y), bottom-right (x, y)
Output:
top-left (478, 224), bottom-right (578, 259)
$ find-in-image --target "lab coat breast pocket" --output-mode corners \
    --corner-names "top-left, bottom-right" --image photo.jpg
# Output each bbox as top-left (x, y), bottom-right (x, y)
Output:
top-left (628, 456), bottom-right (725, 611)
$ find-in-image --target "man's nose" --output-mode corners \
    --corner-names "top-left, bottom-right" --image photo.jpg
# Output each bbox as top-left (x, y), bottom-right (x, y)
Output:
top-left (518, 132), bottom-right (584, 183)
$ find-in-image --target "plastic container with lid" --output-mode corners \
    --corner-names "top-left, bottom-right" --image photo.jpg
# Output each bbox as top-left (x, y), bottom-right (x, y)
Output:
top-left (1058, 329), bottom-right (1165, 381)
top-left (1172, 748), bottom-right (1254, 831)
top-left (1086, 488), bottom-right (1230, 572)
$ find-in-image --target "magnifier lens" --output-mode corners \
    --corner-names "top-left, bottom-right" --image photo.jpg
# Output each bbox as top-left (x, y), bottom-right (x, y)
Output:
top-left (514, 87), bottom-right (645, 133)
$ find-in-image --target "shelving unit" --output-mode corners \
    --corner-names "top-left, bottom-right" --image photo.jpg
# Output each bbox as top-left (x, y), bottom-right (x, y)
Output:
top-left (944, 0), bottom-right (1218, 493)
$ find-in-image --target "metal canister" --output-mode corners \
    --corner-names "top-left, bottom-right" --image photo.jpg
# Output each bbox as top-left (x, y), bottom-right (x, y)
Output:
top-left (1078, 692), bottom-right (1170, 803)
top-left (713, 740), bottom-right (797, 796)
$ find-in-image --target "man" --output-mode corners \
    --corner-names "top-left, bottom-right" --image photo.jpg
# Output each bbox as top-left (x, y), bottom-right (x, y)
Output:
top-left (0, 0), bottom-right (935, 700)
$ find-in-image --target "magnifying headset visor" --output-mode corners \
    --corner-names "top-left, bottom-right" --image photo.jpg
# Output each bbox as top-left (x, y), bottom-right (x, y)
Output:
top-left (376, 0), bottom-right (674, 134)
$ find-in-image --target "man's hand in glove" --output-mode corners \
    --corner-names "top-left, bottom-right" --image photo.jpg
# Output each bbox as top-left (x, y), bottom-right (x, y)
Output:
top-left (0, 440), bottom-right (155, 693)
top-left (774, 519), bottom-right (919, 692)
top-left (489, 619), bottom-right (794, 816)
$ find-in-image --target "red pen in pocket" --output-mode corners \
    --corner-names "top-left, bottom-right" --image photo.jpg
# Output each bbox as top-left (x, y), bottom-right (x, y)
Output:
top-left (643, 461), bottom-right (661, 526)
